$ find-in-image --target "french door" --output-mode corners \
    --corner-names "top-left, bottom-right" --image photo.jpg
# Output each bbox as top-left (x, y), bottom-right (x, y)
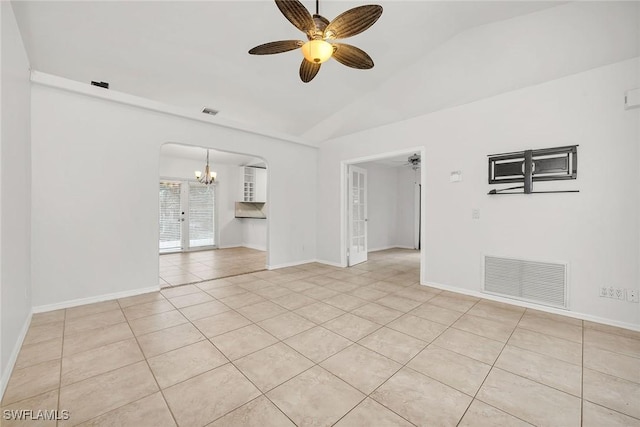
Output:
top-left (348, 165), bottom-right (368, 266)
top-left (159, 180), bottom-right (216, 253)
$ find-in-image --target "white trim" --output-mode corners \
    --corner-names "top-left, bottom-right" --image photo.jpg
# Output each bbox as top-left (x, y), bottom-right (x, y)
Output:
top-left (423, 280), bottom-right (640, 332)
top-left (368, 245), bottom-right (417, 252)
top-left (30, 71), bottom-right (316, 149)
top-left (241, 243), bottom-right (267, 252)
top-left (1, 312), bottom-right (32, 399)
top-left (314, 259), bottom-right (347, 268)
top-left (267, 259), bottom-right (317, 270)
top-left (32, 286), bottom-right (160, 314)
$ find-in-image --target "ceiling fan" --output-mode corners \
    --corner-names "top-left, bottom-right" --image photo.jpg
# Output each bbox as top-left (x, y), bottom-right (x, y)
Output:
top-left (249, 0), bottom-right (383, 83)
top-left (392, 153), bottom-right (421, 170)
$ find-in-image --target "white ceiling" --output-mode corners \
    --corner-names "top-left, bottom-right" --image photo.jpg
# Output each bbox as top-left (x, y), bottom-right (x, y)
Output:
top-left (12, 1), bottom-right (637, 144)
top-left (161, 144), bottom-right (265, 167)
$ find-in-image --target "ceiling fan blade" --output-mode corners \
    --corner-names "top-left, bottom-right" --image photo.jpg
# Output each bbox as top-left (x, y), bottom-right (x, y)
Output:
top-left (275, 0), bottom-right (315, 34)
top-left (249, 40), bottom-right (304, 55)
top-left (324, 5), bottom-right (383, 40)
top-left (300, 59), bottom-right (321, 83)
top-left (332, 43), bottom-right (374, 69)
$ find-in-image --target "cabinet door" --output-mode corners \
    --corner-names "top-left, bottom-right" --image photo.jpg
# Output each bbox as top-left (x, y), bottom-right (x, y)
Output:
top-left (255, 168), bottom-right (267, 202)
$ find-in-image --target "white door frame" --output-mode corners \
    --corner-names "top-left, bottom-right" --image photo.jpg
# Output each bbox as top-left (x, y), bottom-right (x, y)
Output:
top-left (340, 147), bottom-right (426, 282)
top-left (347, 165), bottom-right (368, 266)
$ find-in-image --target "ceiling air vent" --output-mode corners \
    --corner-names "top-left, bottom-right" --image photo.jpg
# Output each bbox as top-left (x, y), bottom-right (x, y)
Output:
top-left (202, 107), bottom-right (219, 116)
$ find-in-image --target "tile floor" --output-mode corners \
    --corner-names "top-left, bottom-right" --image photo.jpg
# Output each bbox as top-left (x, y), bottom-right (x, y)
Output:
top-left (159, 247), bottom-right (266, 286)
top-left (3, 249), bottom-right (640, 426)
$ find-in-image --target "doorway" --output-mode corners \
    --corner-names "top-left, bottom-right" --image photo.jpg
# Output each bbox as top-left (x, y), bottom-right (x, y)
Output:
top-left (342, 148), bottom-right (424, 274)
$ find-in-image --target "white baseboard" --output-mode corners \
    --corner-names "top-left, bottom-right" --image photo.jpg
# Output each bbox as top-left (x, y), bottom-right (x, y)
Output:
top-left (423, 280), bottom-right (640, 332)
top-left (267, 259), bottom-right (316, 270)
top-left (32, 286), bottom-right (160, 314)
top-left (1, 312), bottom-right (32, 400)
top-left (314, 259), bottom-right (347, 268)
top-left (241, 243), bottom-right (267, 252)
top-left (369, 245), bottom-right (416, 252)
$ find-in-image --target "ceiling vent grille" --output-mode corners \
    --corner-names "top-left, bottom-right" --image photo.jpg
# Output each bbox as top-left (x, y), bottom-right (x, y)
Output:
top-left (483, 255), bottom-right (567, 309)
top-left (202, 107), bottom-right (219, 116)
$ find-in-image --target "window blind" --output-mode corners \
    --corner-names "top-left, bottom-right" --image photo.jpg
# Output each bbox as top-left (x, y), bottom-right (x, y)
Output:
top-left (189, 183), bottom-right (215, 248)
top-left (159, 181), bottom-right (182, 250)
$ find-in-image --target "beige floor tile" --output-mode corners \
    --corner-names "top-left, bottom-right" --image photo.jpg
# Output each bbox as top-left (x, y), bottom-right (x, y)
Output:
top-left (63, 322), bottom-right (134, 356)
top-left (301, 286), bottom-right (340, 300)
top-left (584, 345), bottom-right (640, 383)
top-left (458, 400), bottom-right (533, 427)
top-left (204, 286), bottom-right (247, 299)
top-left (495, 345), bottom-right (582, 396)
top-left (359, 327), bottom-right (426, 364)
top-left (584, 328), bottom-right (640, 359)
top-left (117, 292), bottom-right (165, 308)
top-left (272, 292), bottom-right (316, 310)
top-left (235, 343), bottom-right (314, 392)
top-left (321, 344), bottom-right (402, 394)
top-left (375, 294), bottom-right (422, 312)
top-left (428, 294), bottom-right (478, 313)
top-left (508, 327), bottom-right (582, 365)
top-left (219, 292), bottom-right (266, 309)
top-left (254, 285), bottom-right (295, 299)
top-left (453, 314), bottom-right (516, 342)
top-left (121, 300), bottom-right (174, 321)
top-left (349, 286), bottom-right (388, 301)
top-left (371, 367), bottom-right (471, 426)
top-left (517, 313), bottom-right (582, 343)
top-left (193, 310), bottom-right (252, 338)
top-left (211, 324), bottom-right (278, 360)
top-left (584, 321), bottom-right (640, 340)
top-left (387, 314), bottom-right (447, 342)
top-left (178, 300), bottom-right (230, 321)
top-left (167, 291), bottom-right (215, 308)
top-left (0, 390), bottom-right (59, 427)
top-left (408, 345), bottom-right (491, 396)
top-left (128, 310), bottom-right (188, 336)
top-left (66, 300), bottom-right (121, 320)
top-left (295, 301), bottom-right (345, 324)
top-left (466, 302), bottom-right (523, 325)
top-left (257, 312), bottom-right (316, 340)
top-left (351, 303), bottom-right (403, 325)
top-left (2, 359), bottom-right (61, 406)
top-left (64, 310), bottom-right (127, 336)
top-left (334, 397), bottom-right (413, 427)
top-left (582, 401), bottom-right (640, 427)
top-left (285, 326), bottom-right (352, 363)
top-left (393, 287), bottom-right (439, 303)
top-left (23, 322), bottom-right (64, 346)
top-left (410, 302), bottom-right (463, 326)
top-left (137, 323), bottom-right (205, 358)
top-left (77, 392), bottom-right (176, 427)
top-left (322, 313), bottom-right (381, 341)
top-left (267, 366), bottom-right (365, 427)
top-left (524, 308), bottom-right (583, 327)
top-left (207, 396), bottom-right (295, 427)
top-left (14, 337), bottom-right (62, 370)
top-left (322, 294), bottom-right (368, 311)
top-left (433, 328), bottom-right (503, 364)
top-left (58, 361), bottom-right (158, 426)
top-left (163, 364), bottom-right (260, 426)
top-left (583, 368), bottom-right (640, 418)
top-left (476, 368), bottom-right (581, 427)
top-left (237, 300), bottom-right (288, 322)
top-left (148, 340), bottom-right (228, 388)
top-left (61, 338), bottom-right (143, 386)
top-left (30, 310), bottom-right (65, 326)
top-left (161, 284), bottom-right (201, 299)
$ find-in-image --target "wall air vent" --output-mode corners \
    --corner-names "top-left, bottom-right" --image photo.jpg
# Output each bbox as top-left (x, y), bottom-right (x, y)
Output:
top-left (483, 255), bottom-right (567, 309)
top-left (202, 107), bottom-right (219, 116)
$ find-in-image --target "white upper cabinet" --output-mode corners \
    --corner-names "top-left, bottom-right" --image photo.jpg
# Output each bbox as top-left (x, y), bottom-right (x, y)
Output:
top-left (254, 168), bottom-right (267, 203)
top-left (240, 166), bottom-right (267, 202)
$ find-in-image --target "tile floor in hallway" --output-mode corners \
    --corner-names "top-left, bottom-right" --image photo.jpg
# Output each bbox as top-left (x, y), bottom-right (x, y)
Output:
top-left (159, 247), bottom-right (266, 287)
top-left (3, 249), bottom-right (640, 426)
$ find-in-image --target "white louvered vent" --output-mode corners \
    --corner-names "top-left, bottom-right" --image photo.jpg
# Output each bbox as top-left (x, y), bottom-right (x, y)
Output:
top-left (483, 256), bottom-right (567, 309)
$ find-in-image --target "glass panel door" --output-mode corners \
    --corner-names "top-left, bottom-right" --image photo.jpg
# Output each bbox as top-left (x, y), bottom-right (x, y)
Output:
top-left (348, 165), bottom-right (367, 266)
top-left (159, 181), bottom-right (183, 252)
top-left (188, 183), bottom-right (215, 248)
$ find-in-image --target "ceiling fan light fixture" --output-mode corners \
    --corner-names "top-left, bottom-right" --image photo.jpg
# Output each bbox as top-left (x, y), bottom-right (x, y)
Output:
top-left (301, 39), bottom-right (333, 64)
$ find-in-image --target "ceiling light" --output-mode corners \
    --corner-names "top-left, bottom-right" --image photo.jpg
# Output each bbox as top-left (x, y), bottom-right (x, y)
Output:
top-left (301, 39), bottom-right (333, 64)
top-left (194, 149), bottom-right (217, 185)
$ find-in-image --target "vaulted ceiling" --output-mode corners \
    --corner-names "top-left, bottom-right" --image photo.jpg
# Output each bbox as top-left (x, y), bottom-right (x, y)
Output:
top-left (11, 1), bottom-right (639, 146)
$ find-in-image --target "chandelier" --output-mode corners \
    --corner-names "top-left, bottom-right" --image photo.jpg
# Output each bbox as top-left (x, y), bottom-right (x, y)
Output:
top-left (194, 149), bottom-right (217, 185)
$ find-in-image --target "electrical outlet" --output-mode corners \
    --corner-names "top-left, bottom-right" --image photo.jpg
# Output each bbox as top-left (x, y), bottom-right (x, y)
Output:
top-left (608, 287), bottom-right (615, 298)
top-left (614, 288), bottom-right (626, 300)
top-left (628, 289), bottom-right (639, 303)
top-left (599, 286), bottom-right (608, 297)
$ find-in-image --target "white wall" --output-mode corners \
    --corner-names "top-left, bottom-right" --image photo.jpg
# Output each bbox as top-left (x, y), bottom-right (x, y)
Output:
top-left (241, 219), bottom-right (267, 252)
top-left (318, 58), bottom-right (640, 328)
top-left (360, 165), bottom-right (397, 251)
top-left (0, 2), bottom-right (32, 394)
top-left (395, 166), bottom-right (418, 249)
top-left (30, 79), bottom-right (316, 308)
